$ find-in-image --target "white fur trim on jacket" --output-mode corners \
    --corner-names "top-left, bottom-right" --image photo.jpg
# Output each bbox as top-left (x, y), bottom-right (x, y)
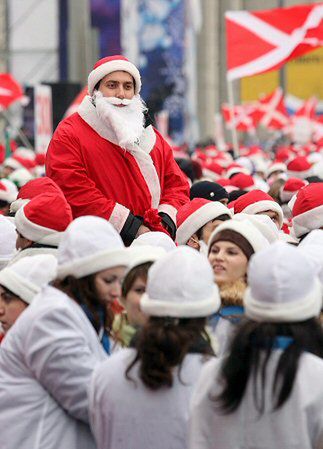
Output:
top-left (15, 207), bottom-right (62, 247)
top-left (109, 203), bottom-right (130, 233)
top-left (292, 204), bottom-right (323, 238)
top-left (140, 286), bottom-right (220, 318)
top-left (78, 96), bottom-right (161, 208)
top-left (158, 204), bottom-right (178, 225)
top-left (244, 278), bottom-right (322, 322)
top-left (241, 200), bottom-right (284, 228)
top-left (88, 60), bottom-right (141, 96)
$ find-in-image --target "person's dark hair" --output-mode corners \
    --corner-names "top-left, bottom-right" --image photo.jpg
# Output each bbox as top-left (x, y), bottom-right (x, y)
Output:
top-left (305, 175), bottom-right (323, 183)
top-left (54, 275), bottom-right (114, 333)
top-left (195, 214), bottom-right (231, 240)
top-left (0, 284), bottom-right (20, 302)
top-left (122, 262), bottom-right (152, 297)
top-left (228, 190), bottom-right (247, 202)
top-left (126, 317), bottom-right (214, 390)
top-left (215, 318), bottom-right (323, 414)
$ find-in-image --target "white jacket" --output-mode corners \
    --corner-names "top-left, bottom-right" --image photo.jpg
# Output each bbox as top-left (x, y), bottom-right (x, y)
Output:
top-left (89, 348), bottom-right (213, 449)
top-left (0, 285), bottom-right (107, 449)
top-left (189, 351), bottom-right (323, 449)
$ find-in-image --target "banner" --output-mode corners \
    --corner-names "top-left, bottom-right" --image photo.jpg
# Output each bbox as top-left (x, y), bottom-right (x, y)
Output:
top-left (34, 85), bottom-right (53, 153)
top-left (137, 0), bottom-right (185, 142)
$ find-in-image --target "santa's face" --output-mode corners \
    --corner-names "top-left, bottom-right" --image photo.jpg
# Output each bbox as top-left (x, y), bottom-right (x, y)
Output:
top-left (98, 71), bottom-right (135, 101)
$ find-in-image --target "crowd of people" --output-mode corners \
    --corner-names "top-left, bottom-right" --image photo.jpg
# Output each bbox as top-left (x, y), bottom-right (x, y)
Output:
top-left (0, 54), bottom-right (323, 449)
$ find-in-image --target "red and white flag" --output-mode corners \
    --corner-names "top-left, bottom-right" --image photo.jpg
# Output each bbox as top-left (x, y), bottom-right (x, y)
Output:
top-left (295, 96), bottom-right (317, 119)
top-left (0, 73), bottom-right (26, 110)
top-left (252, 87), bottom-right (289, 129)
top-left (226, 3), bottom-right (323, 80)
top-left (222, 103), bottom-right (255, 133)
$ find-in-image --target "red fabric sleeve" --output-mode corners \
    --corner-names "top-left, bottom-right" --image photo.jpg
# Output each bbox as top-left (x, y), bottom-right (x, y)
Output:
top-left (46, 130), bottom-right (129, 231)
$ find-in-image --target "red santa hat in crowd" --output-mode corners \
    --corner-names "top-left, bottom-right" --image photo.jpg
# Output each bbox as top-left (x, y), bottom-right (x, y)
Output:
top-left (275, 146), bottom-right (292, 163)
top-left (88, 55), bottom-right (142, 96)
top-left (15, 192), bottom-right (73, 246)
top-left (10, 177), bottom-right (64, 214)
top-left (279, 178), bottom-right (308, 204)
top-left (0, 179), bottom-right (18, 204)
top-left (291, 183), bottom-right (323, 238)
top-left (176, 198), bottom-right (232, 245)
top-left (201, 160), bottom-right (224, 180)
top-left (226, 163), bottom-right (250, 179)
top-left (230, 173), bottom-right (256, 191)
top-left (233, 190), bottom-right (284, 228)
top-left (266, 162), bottom-right (287, 179)
top-left (287, 156), bottom-right (313, 179)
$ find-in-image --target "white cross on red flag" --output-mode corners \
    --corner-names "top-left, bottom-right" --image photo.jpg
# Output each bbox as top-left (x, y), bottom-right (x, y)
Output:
top-left (251, 87), bottom-right (289, 130)
top-left (226, 3), bottom-right (323, 80)
top-left (222, 103), bottom-right (255, 133)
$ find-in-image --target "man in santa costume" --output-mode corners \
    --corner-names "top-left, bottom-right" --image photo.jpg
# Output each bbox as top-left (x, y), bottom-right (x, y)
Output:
top-left (46, 55), bottom-right (189, 245)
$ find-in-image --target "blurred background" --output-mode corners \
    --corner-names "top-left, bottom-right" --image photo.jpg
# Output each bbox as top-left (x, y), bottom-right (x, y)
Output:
top-left (0, 0), bottom-right (323, 148)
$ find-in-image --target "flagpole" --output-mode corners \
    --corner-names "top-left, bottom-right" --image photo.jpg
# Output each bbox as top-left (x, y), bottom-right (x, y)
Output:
top-left (0, 109), bottom-right (33, 150)
top-left (227, 77), bottom-right (239, 158)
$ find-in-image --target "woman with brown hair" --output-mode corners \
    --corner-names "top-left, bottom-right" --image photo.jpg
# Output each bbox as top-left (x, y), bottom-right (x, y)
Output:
top-left (0, 215), bottom-right (129, 449)
top-left (207, 220), bottom-right (269, 355)
top-left (189, 242), bottom-right (323, 449)
top-left (89, 246), bottom-right (221, 449)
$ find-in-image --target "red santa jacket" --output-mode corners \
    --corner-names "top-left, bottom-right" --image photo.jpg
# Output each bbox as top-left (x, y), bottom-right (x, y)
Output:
top-left (46, 96), bottom-right (189, 244)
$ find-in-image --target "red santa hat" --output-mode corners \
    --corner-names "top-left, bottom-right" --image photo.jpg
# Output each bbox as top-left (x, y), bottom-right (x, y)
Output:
top-left (266, 162), bottom-right (287, 179)
top-left (287, 156), bottom-right (312, 179)
top-left (176, 198), bottom-right (232, 245)
top-left (275, 146), bottom-right (292, 163)
top-left (0, 179), bottom-right (18, 203)
top-left (279, 178), bottom-right (308, 204)
top-left (15, 192), bottom-right (73, 246)
top-left (4, 154), bottom-right (36, 171)
top-left (10, 177), bottom-right (64, 214)
top-left (88, 55), bottom-right (141, 96)
top-left (234, 190), bottom-right (284, 228)
top-left (226, 163), bottom-right (250, 179)
top-left (201, 160), bottom-right (224, 180)
top-left (230, 173), bottom-right (256, 191)
top-left (291, 183), bottom-right (323, 238)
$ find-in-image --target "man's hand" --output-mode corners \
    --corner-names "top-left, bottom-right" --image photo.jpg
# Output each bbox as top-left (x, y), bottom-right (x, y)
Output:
top-left (135, 224), bottom-right (151, 238)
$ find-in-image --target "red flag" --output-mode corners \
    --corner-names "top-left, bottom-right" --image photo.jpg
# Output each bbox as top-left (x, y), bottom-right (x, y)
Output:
top-left (222, 103), bottom-right (255, 133)
top-left (295, 97), bottom-right (317, 119)
top-left (252, 88), bottom-right (289, 129)
top-left (64, 86), bottom-right (88, 117)
top-left (0, 73), bottom-right (25, 110)
top-left (226, 3), bottom-right (323, 80)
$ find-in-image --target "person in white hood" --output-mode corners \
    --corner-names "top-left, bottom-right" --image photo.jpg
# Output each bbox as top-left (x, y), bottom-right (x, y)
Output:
top-left (89, 246), bottom-right (221, 449)
top-left (0, 215), bottom-right (129, 449)
top-left (0, 254), bottom-right (57, 335)
top-left (189, 242), bottom-right (323, 449)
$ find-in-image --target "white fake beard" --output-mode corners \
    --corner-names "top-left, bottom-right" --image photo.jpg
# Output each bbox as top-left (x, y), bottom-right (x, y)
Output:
top-left (94, 91), bottom-right (146, 150)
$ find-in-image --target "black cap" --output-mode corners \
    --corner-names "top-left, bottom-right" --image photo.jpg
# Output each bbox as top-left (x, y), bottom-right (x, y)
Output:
top-left (190, 181), bottom-right (229, 202)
